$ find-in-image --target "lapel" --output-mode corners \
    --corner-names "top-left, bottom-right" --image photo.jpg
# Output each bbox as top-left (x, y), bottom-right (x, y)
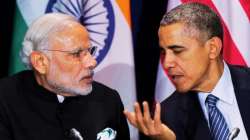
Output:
top-left (185, 92), bottom-right (212, 140)
top-left (229, 65), bottom-right (250, 138)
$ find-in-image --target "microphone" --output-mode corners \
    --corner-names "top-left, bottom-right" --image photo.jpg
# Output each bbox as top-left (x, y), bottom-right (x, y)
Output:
top-left (69, 128), bottom-right (83, 140)
top-left (228, 128), bottom-right (240, 140)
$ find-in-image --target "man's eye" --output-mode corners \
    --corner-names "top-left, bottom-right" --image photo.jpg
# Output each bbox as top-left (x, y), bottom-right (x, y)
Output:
top-left (172, 49), bottom-right (183, 54)
top-left (71, 51), bottom-right (81, 58)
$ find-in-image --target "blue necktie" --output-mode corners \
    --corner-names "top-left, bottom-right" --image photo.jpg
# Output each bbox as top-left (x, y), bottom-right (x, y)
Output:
top-left (206, 94), bottom-right (230, 140)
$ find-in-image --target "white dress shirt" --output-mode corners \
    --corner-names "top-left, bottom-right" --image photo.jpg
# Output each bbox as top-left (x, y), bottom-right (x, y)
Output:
top-left (57, 95), bottom-right (65, 103)
top-left (198, 62), bottom-right (248, 140)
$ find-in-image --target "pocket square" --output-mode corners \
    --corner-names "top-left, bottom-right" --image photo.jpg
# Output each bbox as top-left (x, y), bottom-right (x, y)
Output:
top-left (97, 127), bottom-right (117, 140)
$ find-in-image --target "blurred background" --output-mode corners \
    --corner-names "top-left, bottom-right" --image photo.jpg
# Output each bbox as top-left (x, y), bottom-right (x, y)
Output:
top-left (0, 0), bottom-right (15, 78)
top-left (1, 0), bottom-right (249, 140)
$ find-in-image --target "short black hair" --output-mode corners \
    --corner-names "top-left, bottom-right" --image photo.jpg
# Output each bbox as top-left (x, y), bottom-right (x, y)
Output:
top-left (161, 2), bottom-right (223, 42)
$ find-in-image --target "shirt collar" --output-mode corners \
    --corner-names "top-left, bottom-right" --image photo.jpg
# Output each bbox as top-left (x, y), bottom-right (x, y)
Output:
top-left (57, 95), bottom-right (65, 103)
top-left (199, 62), bottom-right (234, 105)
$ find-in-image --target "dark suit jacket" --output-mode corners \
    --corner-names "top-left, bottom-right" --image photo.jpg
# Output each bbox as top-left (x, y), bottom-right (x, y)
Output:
top-left (0, 70), bottom-right (130, 140)
top-left (161, 65), bottom-right (250, 140)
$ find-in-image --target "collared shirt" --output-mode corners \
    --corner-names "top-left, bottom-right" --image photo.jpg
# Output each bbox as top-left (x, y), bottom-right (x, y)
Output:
top-left (198, 62), bottom-right (248, 140)
top-left (57, 95), bottom-right (65, 103)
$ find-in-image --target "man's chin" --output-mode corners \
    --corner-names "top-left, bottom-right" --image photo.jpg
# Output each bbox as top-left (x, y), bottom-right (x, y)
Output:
top-left (47, 79), bottom-right (93, 96)
top-left (72, 86), bottom-right (93, 96)
top-left (56, 85), bottom-right (93, 96)
top-left (175, 87), bottom-right (190, 94)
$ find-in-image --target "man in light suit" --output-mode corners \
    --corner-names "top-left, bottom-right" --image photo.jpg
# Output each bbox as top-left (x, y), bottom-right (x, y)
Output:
top-left (124, 2), bottom-right (250, 140)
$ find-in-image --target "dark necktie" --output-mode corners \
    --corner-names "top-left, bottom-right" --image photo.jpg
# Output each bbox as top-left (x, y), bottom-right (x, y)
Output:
top-left (206, 94), bottom-right (230, 140)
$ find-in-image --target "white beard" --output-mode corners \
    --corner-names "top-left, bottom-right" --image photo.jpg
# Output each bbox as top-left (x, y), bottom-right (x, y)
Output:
top-left (46, 61), bottom-right (94, 96)
top-left (47, 79), bottom-right (93, 96)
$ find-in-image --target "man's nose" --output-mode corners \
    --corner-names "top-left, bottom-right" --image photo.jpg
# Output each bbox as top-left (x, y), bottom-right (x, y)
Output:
top-left (83, 53), bottom-right (97, 69)
top-left (163, 51), bottom-right (175, 69)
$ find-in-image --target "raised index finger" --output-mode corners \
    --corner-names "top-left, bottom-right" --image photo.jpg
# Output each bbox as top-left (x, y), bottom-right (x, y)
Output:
top-left (154, 102), bottom-right (162, 129)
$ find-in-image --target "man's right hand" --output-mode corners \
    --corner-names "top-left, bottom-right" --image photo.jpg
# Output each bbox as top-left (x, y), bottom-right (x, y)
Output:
top-left (123, 101), bottom-right (176, 140)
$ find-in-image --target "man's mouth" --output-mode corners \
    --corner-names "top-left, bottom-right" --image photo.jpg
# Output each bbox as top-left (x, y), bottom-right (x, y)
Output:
top-left (80, 71), bottom-right (94, 83)
top-left (170, 75), bottom-right (184, 83)
top-left (80, 76), bottom-right (93, 85)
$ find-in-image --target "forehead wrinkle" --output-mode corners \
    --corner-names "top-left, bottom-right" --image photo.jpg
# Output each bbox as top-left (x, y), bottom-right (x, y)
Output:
top-left (48, 27), bottom-right (89, 50)
top-left (47, 23), bottom-right (73, 49)
top-left (159, 24), bottom-right (206, 49)
top-left (53, 32), bottom-right (74, 46)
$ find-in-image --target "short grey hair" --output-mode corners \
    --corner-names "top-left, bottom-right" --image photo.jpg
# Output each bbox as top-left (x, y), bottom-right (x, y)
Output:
top-left (20, 13), bottom-right (78, 69)
top-left (160, 2), bottom-right (223, 42)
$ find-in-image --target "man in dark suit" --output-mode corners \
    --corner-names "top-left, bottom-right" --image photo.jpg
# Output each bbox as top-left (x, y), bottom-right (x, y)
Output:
top-left (124, 2), bottom-right (249, 140)
top-left (0, 13), bottom-right (129, 140)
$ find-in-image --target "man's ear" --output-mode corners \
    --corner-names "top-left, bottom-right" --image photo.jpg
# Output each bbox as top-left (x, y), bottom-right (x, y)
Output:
top-left (206, 36), bottom-right (223, 59)
top-left (30, 51), bottom-right (49, 74)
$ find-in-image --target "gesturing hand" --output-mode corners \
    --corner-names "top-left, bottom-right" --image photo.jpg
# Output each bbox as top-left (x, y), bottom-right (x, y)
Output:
top-left (124, 101), bottom-right (176, 140)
